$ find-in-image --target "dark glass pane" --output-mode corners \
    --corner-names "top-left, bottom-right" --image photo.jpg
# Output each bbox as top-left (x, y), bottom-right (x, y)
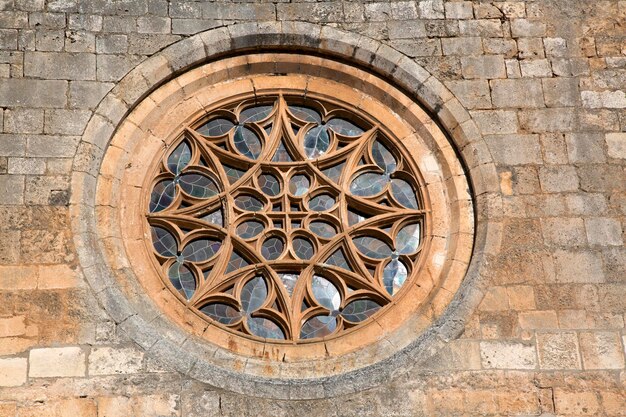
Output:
top-left (178, 174), bottom-right (219, 198)
top-left (167, 141), bottom-right (192, 175)
top-left (168, 261), bottom-right (196, 300)
top-left (396, 223), bottom-right (420, 254)
top-left (311, 276), bottom-right (341, 311)
top-left (350, 172), bottom-right (387, 197)
top-left (241, 276), bottom-right (267, 313)
top-left (326, 118), bottom-right (364, 136)
top-left (258, 174), bottom-right (281, 196)
top-left (289, 174), bottom-right (310, 196)
top-left (288, 105), bottom-right (322, 124)
top-left (308, 194), bottom-right (335, 211)
top-left (200, 303), bottom-right (242, 325)
top-left (234, 195), bottom-right (264, 212)
top-left (235, 220), bottom-right (264, 239)
top-left (261, 237), bottom-right (284, 260)
top-left (371, 140), bottom-right (397, 174)
top-left (292, 237), bottom-right (315, 260)
top-left (353, 236), bottom-right (392, 259)
top-left (222, 164), bottom-right (246, 184)
top-left (234, 126), bottom-right (262, 159)
top-left (303, 125), bottom-right (330, 159)
top-left (391, 179), bottom-right (418, 209)
top-left (150, 226), bottom-right (177, 257)
top-left (149, 180), bottom-right (176, 212)
top-left (240, 105), bottom-right (273, 123)
top-left (271, 140), bottom-right (294, 162)
top-left (197, 118), bottom-right (235, 136)
top-left (226, 251), bottom-right (250, 273)
top-left (247, 317), bottom-right (284, 340)
top-left (200, 208), bottom-right (223, 227)
top-left (321, 162), bottom-right (344, 184)
top-left (181, 239), bottom-right (221, 262)
top-left (383, 259), bottom-right (408, 296)
top-left (278, 273), bottom-right (298, 296)
top-left (325, 249), bottom-right (351, 271)
top-left (300, 315), bottom-right (336, 339)
top-left (341, 299), bottom-right (380, 322)
top-left (347, 209), bottom-right (367, 226)
top-left (309, 221), bottom-right (336, 239)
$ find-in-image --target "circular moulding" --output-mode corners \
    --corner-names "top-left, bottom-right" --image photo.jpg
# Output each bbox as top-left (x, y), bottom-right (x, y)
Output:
top-left (95, 53), bottom-right (474, 389)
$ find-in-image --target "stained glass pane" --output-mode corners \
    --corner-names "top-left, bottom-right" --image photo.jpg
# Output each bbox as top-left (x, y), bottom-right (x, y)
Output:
top-left (308, 194), bottom-right (335, 211)
top-left (311, 276), bottom-right (341, 311)
top-left (341, 299), bottom-right (380, 322)
top-left (391, 179), bottom-right (418, 209)
top-left (168, 261), bottom-right (196, 300)
top-left (278, 273), bottom-right (298, 296)
top-left (234, 126), bottom-right (262, 159)
top-left (289, 174), bottom-right (310, 196)
top-left (347, 209), bottom-right (367, 226)
top-left (149, 180), bottom-right (176, 212)
top-left (200, 303), bottom-right (242, 325)
top-left (396, 223), bottom-right (420, 254)
top-left (258, 174), bottom-right (281, 196)
top-left (293, 237), bottom-right (314, 260)
top-left (325, 249), bottom-right (351, 271)
top-left (236, 220), bottom-right (264, 239)
top-left (288, 106), bottom-right (322, 124)
top-left (271, 140), bottom-right (294, 162)
top-left (371, 140), bottom-right (397, 174)
top-left (240, 105), bottom-right (273, 123)
top-left (226, 251), bottom-right (249, 273)
top-left (222, 164), bottom-right (246, 184)
top-left (321, 162), bottom-right (344, 184)
top-left (300, 315), bottom-right (336, 339)
top-left (241, 276), bottom-right (267, 313)
top-left (167, 141), bottom-right (192, 175)
top-left (309, 221), bottom-right (336, 239)
top-left (178, 174), bottom-right (219, 198)
top-left (234, 195), bottom-right (264, 211)
top-left (353, 236), bottom-right (392, 259)
top-left (181, 239), bottom-right (221, 262)
top-left (303, 125), bottom-right (330, 159)
top-left (383, 259), bottom-right (408, 296)
top-left (261, 237), bottom-right (284, 260)
top-left (197, 118), bottom-right (235, 136)
top-left (350, 173), bottom-right (387, 197)
top-left (326, 118), bottom-right (364, 136)
top-left (150, 226), bottom-right (177, 257)
top-left (200, 208), bottom-right (223, 227)
top-left (248, 317), bottom-right (284, 340)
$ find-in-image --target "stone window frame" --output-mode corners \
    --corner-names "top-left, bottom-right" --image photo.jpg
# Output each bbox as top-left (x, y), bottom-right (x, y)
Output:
top-left (71, 23), bottom-right (502, 400)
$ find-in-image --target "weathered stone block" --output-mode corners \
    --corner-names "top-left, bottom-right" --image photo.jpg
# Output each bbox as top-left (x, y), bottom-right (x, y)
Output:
top-left (541, 217), bottom-right (586, 247)
top-left (485, 134), bottom-right (542, 165)
top-left (0, 358), bottom-right (27, 387)
top-left (461, 55), bottom-right (506, 79)
top-left (0, 315), bottom-right (26, 337)
top-left (606, 132), bottom-right (626, 159)
top-left (69, 80), bottom-right (114, 110)
top-left (0, 174), bottom-right (24, 204)
top-left (470, 110), bottom-right (518, 134)
top-left (137, 16), bottom-right (171, 34)
top-left (89, 346), bottom-right (144, 375)
top-left (565, 133), bottom-right (606, 163)
top-left (480, 341), bottom-right (537, 369)
top-left (96, 34), bottom-right (127, 54)
top-left (3, 108), bottom-right (44, 133)
top-left (44, 109), bottom-right (91, 135)
top-left (554, 250), bottom-right (605, 283)
top-left (518, 310), bottom-right (558, 329)
top-left (554, 390), bottom-right (600, 415)
top-left (510, 19), bottom-right (546, 37)
top-left (441, 37), bottom-right (482, 55)
top-left (491, 79), bottom-right (544, 108)
top-left (520, 108), bottom-right (577, 132)
top-left (520, 59), bottom-right (552, 77)
top-left (445, 80), bottom-right (491, 109)
top-left (96, 54), bottom-right (145, 82)
top-left (585, 218), bottom-right (623, 246)
top-left (29, 346), bottom-right (86, 377)
top-left (542, 78), bottom-right (579, 107)
top-left (0, 79), bottom-right (67, 108)
top-left (537, 332), bottom-right (581, 369)
top-left (444, 1), bottom-right (473, 19)
top-left (24, 52), bottom-right (96, 80)
top-left (7, 157), bottom-right (46, 174)
top-left (579, 332), bottom-right (625, 369)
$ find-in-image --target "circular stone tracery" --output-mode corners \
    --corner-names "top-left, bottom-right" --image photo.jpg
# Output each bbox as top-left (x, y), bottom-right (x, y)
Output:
top-left (146, 95), bottom-right (426, 342)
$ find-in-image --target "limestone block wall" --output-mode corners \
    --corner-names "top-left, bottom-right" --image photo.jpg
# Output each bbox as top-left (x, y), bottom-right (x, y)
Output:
top-left (0, 1), bottom-right (624, 416)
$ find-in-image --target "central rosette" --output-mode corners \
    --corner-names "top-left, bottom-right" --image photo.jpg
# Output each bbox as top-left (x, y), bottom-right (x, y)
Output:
top-left (146, 95), bottom-right (425, 341)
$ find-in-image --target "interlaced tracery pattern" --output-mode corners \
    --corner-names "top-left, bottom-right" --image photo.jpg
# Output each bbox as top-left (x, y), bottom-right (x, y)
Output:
top-left (145, 95), bottom-right (426, 342)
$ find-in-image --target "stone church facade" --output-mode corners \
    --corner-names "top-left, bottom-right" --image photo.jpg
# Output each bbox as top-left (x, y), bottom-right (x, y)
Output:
top-left (0, 1), bottom-right (624, 416)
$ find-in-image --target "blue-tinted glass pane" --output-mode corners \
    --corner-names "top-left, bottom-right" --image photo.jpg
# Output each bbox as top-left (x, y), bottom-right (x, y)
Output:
top-left (200, 303), bottom-right (242, 325)
top-left (271, 140), bottom-right (294, 162)
top-left (181, 239), bottom-right (221, 262)
top-left (371, 140), bottom-right (397, 174)
top-left (300, 315), bottom-right (336, 339)
top-left (197, 118), bottom-right (235, 136)
top-left (178, 174), bottom-right (219, 198)
top-left (240, 105), bottom-right (273, 123)
top-left (288, 106), bottom-right (322, 124)
top-left (241, 276), bottom-right (267, 313)
top-left (326, 118), bottom-right (364, 136)
top-left (325, 249), bottom-right (351, 271)
top-left (321, 162), bottom-right (344, 184)
top-left (200, 208), bottom-right (223, 227)
top-left (261, 237), bottom-right (284, 260)
top-left (383, 259), bottom-right (408, 296)
top-left (353, 236), bottom-right (392, 259)
top-left (304, 125), bottom-right (330, 159)
top-left (235, 220), bottom-right (264, 239)
top-left (234, 195), bottom-right (264, 211)
top-left (168, 261), bottom-right (196, 300)
top-left (289, 174), bottom-right (310, 196)
top-left (167, 141), bottom-right (192, 174)
top-left (278, 273), bottom-right (298, 296)
top-left (350, 173), bottom-right (387, 197)
top-left (309, 221), bottom-right (336, 239)
top-left (341, 299), bottom-right (380, 322)
top-left (150, 226), bottom-right (177, 257)
top-left (347, 209), bottom-right (367, 226)
top-left (396, 223), bottom-right (420, 254)
top-left (222, 165), bottom-right (246, 184)
top-left (311, 276), bottom-right (341, 311)
top-left (292, 237), bottom-right (314, 260)
top-left (258, 174), bottom-right (281, 196)
top-left (149, 180), bottom-right (176, 212)
top-left (226, 251), bottom-right (249, 273)
top-left (308, 194), bottom-right (335, 211)
top-left (234, 126), bottom-right (262, 159)
top-left (247, 317), bottom-right (284, 340)
top-left (391, 179), bottom-right (418, 209)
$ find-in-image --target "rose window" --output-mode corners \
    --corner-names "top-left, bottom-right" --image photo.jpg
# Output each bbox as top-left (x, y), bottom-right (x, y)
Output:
top-left (145, 95), bottom-right (426, 342)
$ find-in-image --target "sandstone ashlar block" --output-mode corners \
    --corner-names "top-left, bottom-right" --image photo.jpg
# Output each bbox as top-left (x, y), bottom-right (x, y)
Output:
top-left (470, 110), bottom-right (518, 135)
top-left (459, 20), bottom-right (503, 37)
top-left (537, 332), bottom-right (582, 369)
top-left (0, 315), bottom-right (26, 337)
top-left (69, 81), bottom-right (114, 110)
top-left (24, 52), bottom-right (96, 80)
top-left (3, 108), bottom-right (44, 133)
top-left (461, 55), bottom-right (506, 79)
top-left (506, 285), bottom-right (535, 310)
top-left (542, 78), bottom-right (580, 107)
top-left (517, 37), bottom-right (545, 59)
top-left (0, 79), bottom-right (67, 108)
top-left (444, 1), bottom-right (473, 19)
top-left (445, 80), bottom-right (491, 109)
top-left (538, 165), bottom-right (579, 193)
top-left (519, 310), bottom-right (558, 329)
top-left (584, 218), bottom-right (624, 246)
top-left (510, 19), bottom-right (546, 37)
top-left (565, 132), bottom-right (606, 163)
top-left (18, 398), bottom-right (98, 417)
top-left (483, 38), bottom-right (517, 57)
top-left (554, 390), bottom-right (600, 416)
top-left (418, 0), bottom-right (445, 19)
top-left (0, 358), bottom-right (27, 387)
top-left (485, 134), bottom-right (542, 165)
top-left (7, 157), bottom-right (46, 175)
top-left (606, 132), bottom-right (626, 159)
top-left (541, 217), bottom-right (586, 247)
top-left (520, 59), bottom-right (552, 77)
top-left (480, 341), bottom-right (537, 369)
top-left (441, 37), bottom-right (482, 55)
top-left (0, 174), bottom-right (24, 204)
top-left (37, 264), bottom-right (80, 289)
top-left (44, 109), bottom-right (92, 135)
top-left (582, 90), bottom-right (626, 109)
top-left (491, 79), bottom-right (544, 108)
top-left (137, 16), bottom-right (170, 34)
top-left (554, 250), bottom-right (605, 283)
top-left (88, 346), bottom-right (144, 375)
top-left (29, 346), bottom-right (86, 377)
